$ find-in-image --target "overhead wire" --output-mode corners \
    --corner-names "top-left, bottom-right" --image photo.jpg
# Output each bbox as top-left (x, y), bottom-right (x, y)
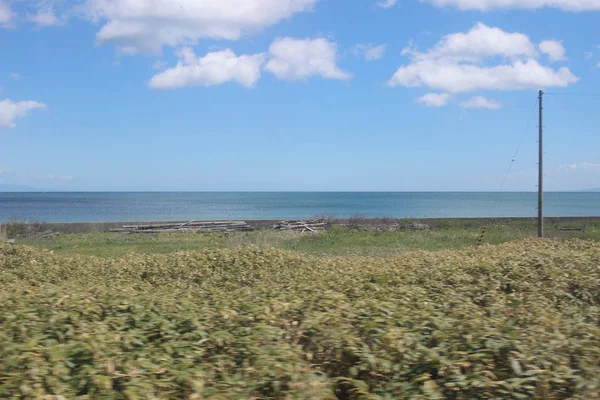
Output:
top-left (498, 97), bottom-right (540, 193)
top-left (544, 92), bottom-right (600, 97)
top-left (478, 97), bottom-right (540, 245)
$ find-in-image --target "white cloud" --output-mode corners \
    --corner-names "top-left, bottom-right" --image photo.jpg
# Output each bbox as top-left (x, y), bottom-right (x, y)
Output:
top-left (415, 23), bottom-right (538, 61)
top-left (377, 0), bottom-right (399, 8)
top-left (423, 0), bottom-right (600, 11)
top-left (388, 23), bottom-right (578, 96)
top-left (9, 73), bottom-right (22, 80)
top-left (0, 99), bottom-right (47, 129)
top-left (149, 38), bottom-right (352, 89)
top-left (149, 48), bottom-right (265, 90)
top-left (86, 0), bottom-right (318, 54)
top-left (265, 37), bottom-right (352, 81)
top-left (579, 162), bottom-right (600, 172)
top-left (460, 96), bottom-right (501, 109)
top-left (1, 0), bottom-right (69, 29)
top-left (153, 60), bottom-right (167, 70)
top-left (585, 51), bottom-right (593, 59)
top-left (0, 0), bottom-right (15, 28)
top-left (27, 10), bottom-right (62, 27)
top-left (353, 43), bottom-right (387, 61)
top-left (559, 162), bottom-right (600, 174)
top-left (539, 40), bottom-right (566, 62)
top-left (390, 59), bottom-right (578, 93)
top-left (417, 93), bottom-right (452, 107)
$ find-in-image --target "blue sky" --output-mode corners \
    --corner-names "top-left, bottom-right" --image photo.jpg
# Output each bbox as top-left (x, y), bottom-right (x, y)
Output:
top-left (1, 0), bottom-right (599, 191)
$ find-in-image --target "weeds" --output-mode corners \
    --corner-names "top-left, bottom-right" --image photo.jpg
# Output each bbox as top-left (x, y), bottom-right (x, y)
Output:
top-left (313, 214), bottom-right (336, 226)
top-left (3, 218), bottom-right (50, 239)
top-left (347, 213), bottom-right (366, 230)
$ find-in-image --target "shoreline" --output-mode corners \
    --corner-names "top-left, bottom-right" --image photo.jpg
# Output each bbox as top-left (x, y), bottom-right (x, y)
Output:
top-left (8, 216), bottom-right (600, 234)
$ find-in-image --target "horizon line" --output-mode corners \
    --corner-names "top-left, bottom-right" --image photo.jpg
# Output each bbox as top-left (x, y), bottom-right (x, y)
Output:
top-left (1, 190), bottom-right (598, 194)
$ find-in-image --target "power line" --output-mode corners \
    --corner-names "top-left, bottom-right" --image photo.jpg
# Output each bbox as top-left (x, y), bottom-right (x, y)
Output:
top-left (545, 92), bottom-right (600, 97)
top-left (484, 96), bottom-right (539, 227)
top-left (498, 97), bottom-right (539, 192)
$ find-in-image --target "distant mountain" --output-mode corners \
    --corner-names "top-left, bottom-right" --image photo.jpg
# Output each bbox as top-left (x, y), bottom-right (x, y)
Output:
top-left (0, 184), bottom-right (46, 192)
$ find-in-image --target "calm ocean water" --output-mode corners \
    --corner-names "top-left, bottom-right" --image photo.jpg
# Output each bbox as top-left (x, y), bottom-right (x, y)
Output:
top-left (0, 192), bottom-right (599, 223)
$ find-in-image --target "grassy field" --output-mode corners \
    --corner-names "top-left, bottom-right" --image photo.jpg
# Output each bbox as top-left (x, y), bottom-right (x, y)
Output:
top-left (1, 239), bottom-right (600, 399)
top-left (13, 218), bottom-right (600, 258)
top-left (2, 220), bottom-right (600, 398)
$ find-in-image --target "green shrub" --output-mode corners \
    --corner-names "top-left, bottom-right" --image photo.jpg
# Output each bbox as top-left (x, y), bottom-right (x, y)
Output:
top-left (1, 240), bottom-right (599, 399)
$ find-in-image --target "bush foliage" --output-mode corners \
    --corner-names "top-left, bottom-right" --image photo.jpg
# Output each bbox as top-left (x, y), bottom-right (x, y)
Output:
top-left (1, 239), bottom-right (599, 399)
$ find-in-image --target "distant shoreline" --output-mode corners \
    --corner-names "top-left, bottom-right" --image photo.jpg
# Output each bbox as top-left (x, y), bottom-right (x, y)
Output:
top-left (10, 216), bottom-right (600, 234)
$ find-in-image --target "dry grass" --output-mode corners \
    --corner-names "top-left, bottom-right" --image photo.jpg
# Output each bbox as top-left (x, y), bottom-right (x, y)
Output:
top-left (1, 239), bottom-right (599, 398)
top-left (3, 218), bottom-right (51, 239)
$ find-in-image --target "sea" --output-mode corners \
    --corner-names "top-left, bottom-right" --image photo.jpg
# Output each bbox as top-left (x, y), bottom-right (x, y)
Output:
top-left (0, 192), bottom-right (599, 223)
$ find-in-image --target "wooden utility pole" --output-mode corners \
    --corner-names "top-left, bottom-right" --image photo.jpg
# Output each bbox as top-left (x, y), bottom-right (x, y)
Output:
top-left (538, 90), bottom-right (544, 238)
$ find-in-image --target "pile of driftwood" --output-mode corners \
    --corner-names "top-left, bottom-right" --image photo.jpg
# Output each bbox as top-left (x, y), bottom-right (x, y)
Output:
top-left (35, 230), bottom-right (61, 239)
top-left (271, 220), bottom-right (327, 233)
top-left (110, 221), bottom-right (254, 234)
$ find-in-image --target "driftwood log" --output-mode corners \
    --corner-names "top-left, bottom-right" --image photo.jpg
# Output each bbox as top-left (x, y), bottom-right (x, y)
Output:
top-left (110, 221), bottom-right (254, 234)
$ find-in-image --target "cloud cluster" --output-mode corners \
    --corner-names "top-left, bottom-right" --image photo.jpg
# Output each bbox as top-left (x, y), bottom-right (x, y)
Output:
top-left (423, 0), bottom-right (600, 11)
top-left (265, 37), bottom-right (351, 81)
top-left (0, 99), bottom-right (47, 129)
top-left (149, 48), bottom-right (266, 89)
top-left (0, 0), bottom-right (14, 28)
top-left (1, 0), bottom-right (591, 115)
top-left (377, 0), bottom-right (600, 11)
top-left (150, 37), bottom-right (350, 89)
top-left (389, 23), bottom-right (578, 107)
top-left (85, 0), bottom-right (318, 54)
top-left (0, 0), bottom-right (67, 28)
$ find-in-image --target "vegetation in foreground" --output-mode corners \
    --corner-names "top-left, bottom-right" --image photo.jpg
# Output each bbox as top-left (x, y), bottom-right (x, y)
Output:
top-left (1, 239), bottom-right (600, 399)
top-left (12, 218), bottom-right (600, 258)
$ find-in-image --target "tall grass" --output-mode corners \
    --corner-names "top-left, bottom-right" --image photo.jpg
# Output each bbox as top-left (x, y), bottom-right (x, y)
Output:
top-left (1, 240), bottom-right (599, 398)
